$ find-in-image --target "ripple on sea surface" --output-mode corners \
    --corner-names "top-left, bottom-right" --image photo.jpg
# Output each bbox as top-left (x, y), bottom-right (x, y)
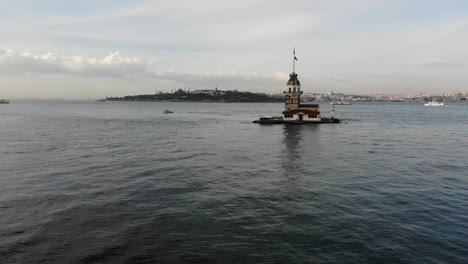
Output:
top-left (1, 102), bottom-right (468, 263)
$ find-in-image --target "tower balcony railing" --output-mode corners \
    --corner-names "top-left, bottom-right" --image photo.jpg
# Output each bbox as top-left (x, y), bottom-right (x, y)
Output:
top-left (283, 90), bottom-right (304, 94)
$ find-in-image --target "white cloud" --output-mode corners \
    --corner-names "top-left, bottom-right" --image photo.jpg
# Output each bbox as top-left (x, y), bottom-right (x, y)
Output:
top-left (0, 48), bottom-right (261, 79)
top-left (420, 61), bottom-right (467, 70)
top-left (199, 70), bottom-right (258, 79)
top-left (0, 49), bottom-right (146, 78)
top-left (39, 0), bottom-right (391, 50)
top-left (0, 48), bottom-right (278, 93)
top-left (274, 72), bottom-right (290, 81)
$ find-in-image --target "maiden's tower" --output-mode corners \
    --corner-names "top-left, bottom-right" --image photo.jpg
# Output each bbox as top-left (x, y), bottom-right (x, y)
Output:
top-left (254, 49), bottom-right (339, 124)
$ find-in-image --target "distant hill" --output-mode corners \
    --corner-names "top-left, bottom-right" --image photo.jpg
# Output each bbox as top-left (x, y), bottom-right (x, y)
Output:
top-left (106, 89), bottom-right (284, 102)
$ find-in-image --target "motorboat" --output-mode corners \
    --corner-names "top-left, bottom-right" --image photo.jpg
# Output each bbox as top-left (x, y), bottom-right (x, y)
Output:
top-left (163, 109), bottom-right (174, 114)
top-left (424, 101), bottom-right (444, 106)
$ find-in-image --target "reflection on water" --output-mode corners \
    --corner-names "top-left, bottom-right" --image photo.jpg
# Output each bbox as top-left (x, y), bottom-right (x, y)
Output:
top-left (281, 125), bottom-right (302, 177)
top-left (282, 125), bottom-right (302, 156)
top-left (281, 124), bottom-right (321, 170)
top-left (279, 125), bottom-right (324, 201)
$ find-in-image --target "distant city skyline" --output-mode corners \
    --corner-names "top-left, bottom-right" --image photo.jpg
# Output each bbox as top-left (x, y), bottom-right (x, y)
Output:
top-left (1, 0), bottom-right (468, 99)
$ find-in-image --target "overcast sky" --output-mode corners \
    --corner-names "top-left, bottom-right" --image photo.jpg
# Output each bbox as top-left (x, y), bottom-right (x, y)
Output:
top-left (1, 0), bottom-right (468, 99)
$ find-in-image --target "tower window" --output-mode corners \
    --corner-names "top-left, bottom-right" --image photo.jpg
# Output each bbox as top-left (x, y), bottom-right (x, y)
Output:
top-left (289, 88), bottom-right (291, 92)
top-left (293, 88), bottom-right (296, 92)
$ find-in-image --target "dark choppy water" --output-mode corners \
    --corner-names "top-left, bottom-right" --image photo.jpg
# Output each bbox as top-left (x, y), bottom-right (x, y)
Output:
top-left (1, 101), bottom-right (467, 264)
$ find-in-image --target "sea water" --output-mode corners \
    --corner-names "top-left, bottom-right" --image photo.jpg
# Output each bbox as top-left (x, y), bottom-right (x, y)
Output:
top-left (1, 101), bottom-right (467, 263)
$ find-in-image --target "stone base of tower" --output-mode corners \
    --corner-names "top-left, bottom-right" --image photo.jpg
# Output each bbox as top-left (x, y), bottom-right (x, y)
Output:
top-left (253, 116), bottom-right (340, 124)
top-left (282, 117), bottom-right (340, 124)
top-left (283, 104), bottom-right (321, 122)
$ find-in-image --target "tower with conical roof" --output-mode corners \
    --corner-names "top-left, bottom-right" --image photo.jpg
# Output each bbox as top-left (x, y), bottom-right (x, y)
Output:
top-left (284, 72), bottom-right (302, 110)
top-left (284, 47), bottom-right (302, 110)
top-left (253, 48), bottom-right (339, 124)
top-left (282, 48), bottom-right (321, 122)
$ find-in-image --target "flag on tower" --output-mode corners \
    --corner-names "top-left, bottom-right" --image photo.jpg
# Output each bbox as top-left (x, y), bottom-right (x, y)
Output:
top-left (294, 56), bottom-right (298, 61)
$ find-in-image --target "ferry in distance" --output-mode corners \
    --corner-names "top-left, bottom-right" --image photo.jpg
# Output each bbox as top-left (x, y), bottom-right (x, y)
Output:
top-left (0, 99), bottom-right (9, 104)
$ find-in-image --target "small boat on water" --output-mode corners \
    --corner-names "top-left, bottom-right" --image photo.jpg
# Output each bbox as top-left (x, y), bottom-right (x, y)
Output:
top-left (424, 101), bottom-right (444, 106)
top-left (0, 99), bottom-right (9, 104)
top-left (163, 109), bottom-right (174, 114)
top-left (330, 101), bottom-right (352, 105)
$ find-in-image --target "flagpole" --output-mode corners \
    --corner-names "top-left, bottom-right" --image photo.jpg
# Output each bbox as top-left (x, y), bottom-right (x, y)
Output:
top-left (293, 46), bottom-right (295, 73)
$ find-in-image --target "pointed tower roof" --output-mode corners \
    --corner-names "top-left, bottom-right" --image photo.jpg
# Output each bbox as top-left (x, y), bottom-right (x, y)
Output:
top-left (287, 72), bottom-right (300, 86)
